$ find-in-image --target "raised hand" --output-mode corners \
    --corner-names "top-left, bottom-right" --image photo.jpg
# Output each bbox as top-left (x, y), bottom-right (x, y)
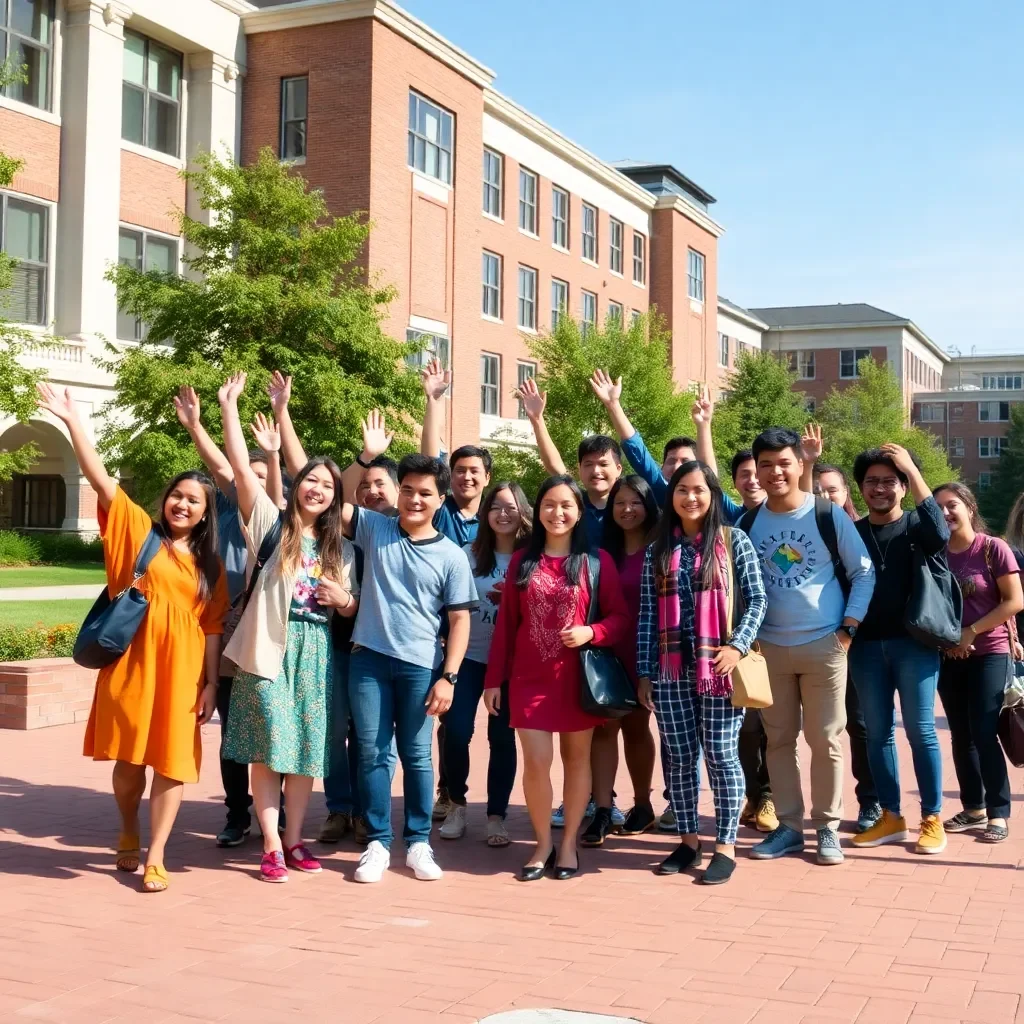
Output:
top-left (173, 385), bottom-right (201, 432)
top-left (691, 385), bottom-right (714, 426)
top-left (420, 357), bottom-right (451, 401)
top-left (218, 371), bottom-right (247, 406)
top-left (879, 442), bottom-right (915, 475)
top-left (514, 375), bottom-right (547, 421)
top-left (801, 422), bottom-right (823, 463)
top-left (589, 368), bottom-right (622, 406)
top-left (249, 411), bottom-right (281, 453)
top-left (361, 409), bottom-right (394, 460)
top-left (267, 370), bottom-right (292, 416)
top-left (36, 382), bottom-right (78, 423)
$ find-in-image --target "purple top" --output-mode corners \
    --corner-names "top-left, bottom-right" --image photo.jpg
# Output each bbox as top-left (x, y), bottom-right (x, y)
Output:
top-left (614, 547), bottom-right (647, 682)
top-left (948, 534), bottom-right (1020, 656)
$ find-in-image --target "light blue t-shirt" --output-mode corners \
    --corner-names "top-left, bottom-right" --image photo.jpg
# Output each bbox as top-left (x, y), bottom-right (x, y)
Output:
top-left (745, 494), bottom-right (875, 647)
top-left (351, 508), bottom-right (478, 669)
top-left (463, 547), bottom-right (512, 665)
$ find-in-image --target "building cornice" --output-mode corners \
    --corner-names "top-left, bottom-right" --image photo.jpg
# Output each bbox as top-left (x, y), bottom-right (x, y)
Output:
top-left (242, 0), bottom-right (495, 88)
top-left (210, 0), bottom-right (256, 13)
top-left (764, 319), bottom-right (949, 363)
top-left (652, 193), bottom-right (725, 238)
top-left (483, 89), bottom-right (656, 214)
top-left (718, 301), bottom-right (767, 332)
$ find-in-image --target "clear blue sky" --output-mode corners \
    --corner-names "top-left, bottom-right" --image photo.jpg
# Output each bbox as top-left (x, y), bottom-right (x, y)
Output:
top-left (402, 0), bottom-right (1024, 355)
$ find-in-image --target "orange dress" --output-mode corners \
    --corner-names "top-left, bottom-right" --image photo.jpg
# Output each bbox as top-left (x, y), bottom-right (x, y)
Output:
top-left (83, 487), bottom-right (230, 783)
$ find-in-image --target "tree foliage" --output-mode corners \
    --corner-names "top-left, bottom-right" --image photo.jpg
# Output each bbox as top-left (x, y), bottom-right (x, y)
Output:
top-left (818, 357), bottom-right (957, 511)
top-left (980, 403), bottom-right (1024, 534)
top-left (101, 147), bottom-right (424, 504)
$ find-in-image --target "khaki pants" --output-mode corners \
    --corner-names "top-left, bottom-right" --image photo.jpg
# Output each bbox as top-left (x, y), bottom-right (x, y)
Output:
top-left (759, 634), bottom-right (848, 832)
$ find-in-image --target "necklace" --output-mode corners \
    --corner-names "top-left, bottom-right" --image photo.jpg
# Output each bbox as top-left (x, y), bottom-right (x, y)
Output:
top-left (868, 523), bottom-right (895, 572)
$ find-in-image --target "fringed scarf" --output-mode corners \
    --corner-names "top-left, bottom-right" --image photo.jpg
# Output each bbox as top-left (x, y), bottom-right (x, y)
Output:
top-left (656, 528), bottom-right (732, 696)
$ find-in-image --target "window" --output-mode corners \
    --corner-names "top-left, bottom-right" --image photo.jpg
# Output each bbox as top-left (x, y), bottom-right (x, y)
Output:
top-left (608, 301), bottom-right (623, 326)
top-left (786, 351), bottom-right (815, 379)
top-left (551, 278), bottom-right (567, 329)
top-left (978, 437), bottom-right (1007, 459)
top-left (1, 0), bottom-right (54, 110)
top-left (630, 309), bottom-right (642, 327)
top-left (481, 251), bottom-right (501, 320)
top-left (516, 361), bottom-right (536, 419)
top-left (1, 194), bottom-right (48, 325)
top-left (687, 248), bottom-right (704, 301)
top-left (950, 437), bottom-right (965, 458)
top-left (982, 374), bottom-right (1023, 390)
top-left (805, 398), bottom-right (816, 415)
top-left (634, 233), bottom-right (647, 285)
top-left (918, 403), bottom-right (944, 422)
top-left (404, 328), bottom-right (449, 370)
top-left (116, 228), bottom-right (178, 340)
top-left (518, 169), bottom-right (538, 234)
top-left (978, 472), bottom-right (992, 490)
top-left (517, 265), bottom-right (537, 330)
top-left (609, 218), bottom-right (623, 274)
top-left (551, 186), bottom-right (569, 248)
top-left (482, 148), bottom-right (503, 218)
top-left (122, 31), bottom-right (183, 157)
top-left (407, 91), bottom-right (453, 184)
top-left (979, 401), bottom-right (1010, 422)
top-left (581, 203), bottom-right (597, 262)
top-left (279, 76), bottom-right (308, 160)
top-left (840, 348), bottom-right (872, 378)
top-left (480, 354), bottom-right (500, 415)
top-left (581, 290), bottom-right (597, 335)
top-left (11, 473), bottom-right (63, 528)
top-left (718, 332), bottom-right (729, 367)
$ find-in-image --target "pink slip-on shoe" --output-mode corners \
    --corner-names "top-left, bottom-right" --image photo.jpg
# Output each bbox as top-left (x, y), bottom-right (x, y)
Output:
top-left (260, 850), bottom-right (288, 883)
top-left (284, 843), bottom-right (322, 873)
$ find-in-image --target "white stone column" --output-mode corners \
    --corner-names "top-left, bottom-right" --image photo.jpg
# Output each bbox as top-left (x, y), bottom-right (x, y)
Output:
top-left (55, 1), bottom-right (131, 344)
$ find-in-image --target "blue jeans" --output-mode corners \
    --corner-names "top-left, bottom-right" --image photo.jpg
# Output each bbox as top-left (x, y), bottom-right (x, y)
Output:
top-left (323, 653), bottom-right (397, 817)
top-left (848, 636), bottom-right (942, 817)
top-left (440, 659), bottom-right (516, 818)
top-left (349, 646), bottom-right (437, 848)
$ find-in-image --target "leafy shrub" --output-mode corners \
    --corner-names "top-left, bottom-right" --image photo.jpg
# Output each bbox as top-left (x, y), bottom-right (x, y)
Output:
top-left (0, 531), bottom-right (42, 566)
top-left (46, 624), bottom-right (78, 659)
top-left (0, 623), bottom-right (80, 661)
top-left (30, 532), bottom-right (104, 564)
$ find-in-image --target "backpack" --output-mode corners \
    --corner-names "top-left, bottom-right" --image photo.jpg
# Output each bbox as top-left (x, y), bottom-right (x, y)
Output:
top-left (737, 496), bottom-right (850, 598)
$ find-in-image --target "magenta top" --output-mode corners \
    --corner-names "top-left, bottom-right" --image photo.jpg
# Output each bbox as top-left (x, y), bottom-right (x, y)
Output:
top-left (948, 534), bottom-right (1020, 656)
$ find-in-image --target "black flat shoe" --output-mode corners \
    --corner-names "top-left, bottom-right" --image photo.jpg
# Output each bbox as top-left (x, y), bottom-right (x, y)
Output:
top-left (656, 841), bottom-right (702, 875)
top-left (554, 849), bottom-right (579, 880)
top-left (581, 807), bottom-right (613, 847)
top-left (518, 848), bottom-right (555, 881)
top-left (700, 851), bottom-right (736, 885)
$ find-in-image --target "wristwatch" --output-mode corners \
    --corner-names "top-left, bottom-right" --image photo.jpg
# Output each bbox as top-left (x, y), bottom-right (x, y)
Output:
top-left (839, 624), bottom-right (858, 640)
top-left (355, 454), bottom-right (372, 469)
top-left (441, 671), bottom-right (458, 685)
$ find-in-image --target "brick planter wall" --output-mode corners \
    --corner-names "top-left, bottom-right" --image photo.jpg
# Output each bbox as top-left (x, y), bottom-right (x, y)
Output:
top-left (0, 658), bottom-right (96, 730)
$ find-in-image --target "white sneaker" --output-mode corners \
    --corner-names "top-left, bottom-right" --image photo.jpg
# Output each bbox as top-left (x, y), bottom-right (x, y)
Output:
top-left (439, 805), bottom-right (467, 840)
top-left (354, 840), bottom-right (390, 883)
top-left (406, 842), bottom-right (443, 880)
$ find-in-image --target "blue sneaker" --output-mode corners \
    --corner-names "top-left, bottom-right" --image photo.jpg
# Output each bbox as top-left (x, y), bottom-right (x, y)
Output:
top-left (816, 827), bottom-right (844, 865)
top-left (551, 803), bottom-right (565, 828)
top-left (610, 802), bottom-right (625, 829)
top-left (750, 824), bottom-right (805, 860)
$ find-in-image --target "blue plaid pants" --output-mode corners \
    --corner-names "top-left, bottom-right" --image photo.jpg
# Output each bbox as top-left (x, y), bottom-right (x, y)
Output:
top-left (653, 672), bottom-right (745, 845)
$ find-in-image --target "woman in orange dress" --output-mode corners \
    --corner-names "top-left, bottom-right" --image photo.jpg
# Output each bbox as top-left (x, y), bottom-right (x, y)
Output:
top-left (37, 383), bottom-right (229, 893)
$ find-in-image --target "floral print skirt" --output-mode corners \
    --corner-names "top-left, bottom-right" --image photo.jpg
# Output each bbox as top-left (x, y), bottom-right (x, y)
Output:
top-left (223, 617), bottom-right (333, 777)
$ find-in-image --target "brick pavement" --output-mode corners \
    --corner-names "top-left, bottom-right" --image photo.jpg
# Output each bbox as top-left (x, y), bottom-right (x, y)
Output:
top-left (1, 709), bottom-right (1022, 1024)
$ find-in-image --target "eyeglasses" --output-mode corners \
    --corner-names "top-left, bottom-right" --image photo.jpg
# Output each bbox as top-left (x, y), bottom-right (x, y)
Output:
top-left (490, 505), bottom-right (520, 519)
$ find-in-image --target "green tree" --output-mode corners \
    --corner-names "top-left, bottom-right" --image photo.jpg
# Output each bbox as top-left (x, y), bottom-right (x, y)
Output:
top-left (980, 403), bottom-right (1024, 533)
top-left (818, 357), bottom-right (956, 511)
top-left (101, 147), bottom-right (423, 504)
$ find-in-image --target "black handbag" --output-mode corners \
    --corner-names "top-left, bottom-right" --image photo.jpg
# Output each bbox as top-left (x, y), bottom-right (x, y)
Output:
top-left (578, 552), bottom-right (638, 719)
top-left (73, 526), bottom-right (164, 669)
top-left (904, 543), bottom-right (963, 650)
top-left (998, 705), bottom-right (1024, 768)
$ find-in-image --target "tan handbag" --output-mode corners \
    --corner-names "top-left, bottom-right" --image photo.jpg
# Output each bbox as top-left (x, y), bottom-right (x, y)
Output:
top-left (723, 528), bottom-right (773, 709)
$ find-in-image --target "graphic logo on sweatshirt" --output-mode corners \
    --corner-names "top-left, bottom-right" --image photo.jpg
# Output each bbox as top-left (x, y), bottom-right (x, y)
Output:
top-left (769, 543), bottom-right (803, 574)
top-left (757, 530), bottom-right (818, 589)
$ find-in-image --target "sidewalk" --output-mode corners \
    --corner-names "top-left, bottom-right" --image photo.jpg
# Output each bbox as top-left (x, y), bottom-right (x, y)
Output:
top-left (0, 584), bottom-right (104, 602)
top-left (0, 709), bottom-right (1022, 1024)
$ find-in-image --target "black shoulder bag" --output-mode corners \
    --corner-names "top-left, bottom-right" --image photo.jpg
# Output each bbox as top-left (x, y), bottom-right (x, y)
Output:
top-left (74, 526), bottom-right (164, 669)
top-left (578, 552), bottom-right (638, 719)
top-left (904, 539), bottom-right (962, 650)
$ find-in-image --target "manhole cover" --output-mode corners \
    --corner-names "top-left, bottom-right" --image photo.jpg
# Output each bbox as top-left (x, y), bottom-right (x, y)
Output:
top-left (479, 1013), bottom-right (640, 1023)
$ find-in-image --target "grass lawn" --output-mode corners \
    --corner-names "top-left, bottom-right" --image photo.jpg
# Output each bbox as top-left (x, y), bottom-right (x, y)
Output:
top-left (0, 599), bottom-right (94, 630)
top-left (0, 565), bottom-right (106, 588)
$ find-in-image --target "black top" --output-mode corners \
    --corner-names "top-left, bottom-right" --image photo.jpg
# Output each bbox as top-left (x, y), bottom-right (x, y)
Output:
top-left (854, 496), bottom-right (949, 642)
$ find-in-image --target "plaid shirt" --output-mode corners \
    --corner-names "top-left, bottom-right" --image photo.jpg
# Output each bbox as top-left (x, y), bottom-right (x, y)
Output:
top-left (637, 528), bottom-right (766, 682)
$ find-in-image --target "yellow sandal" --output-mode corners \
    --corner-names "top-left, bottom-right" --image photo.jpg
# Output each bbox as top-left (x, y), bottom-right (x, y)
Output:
top-left (142, 864), bottom-right (169, 893)
top-left (116, 833), bottom-right (141, 873)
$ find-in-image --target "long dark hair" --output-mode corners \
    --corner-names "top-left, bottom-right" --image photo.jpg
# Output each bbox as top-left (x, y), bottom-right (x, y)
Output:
top-left (516, 474), bottom-right (590, 588)
top-left (651, 460), bottom-right (725, 590)
top-left (1005, 492), bottom-right (1024, 553)
top-left (157, 471), bottom-right (221, 602)
top-left (280, 456), bottom-right (347, 582)
top-left (601, 474), bottom-right (660, 565)
top-left (933, 481), bottom-right (987, 533)
top-left (471, 481), bottom-right (532, 578)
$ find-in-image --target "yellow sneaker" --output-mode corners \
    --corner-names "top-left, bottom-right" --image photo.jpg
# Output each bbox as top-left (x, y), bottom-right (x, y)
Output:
top-left (755, 798), bottom-right (779, 833)
top-left (740, 799), bottom-right (757, 827)
top-left (851, 809), bottom-right (908, 848)
top-left (916, 814), bottom-right (947, 855)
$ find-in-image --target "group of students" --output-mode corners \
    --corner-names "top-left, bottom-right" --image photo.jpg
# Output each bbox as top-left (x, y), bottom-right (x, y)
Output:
top-left (36, 360), bottom-right (1023, 892)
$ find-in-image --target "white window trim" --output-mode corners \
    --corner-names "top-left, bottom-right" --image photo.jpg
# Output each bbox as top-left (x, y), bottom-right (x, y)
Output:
top-left (581, 256), bottom-right (599, 269)
top-left (1, 188), bottom-right (56, 329)
top-left (480, 352), bottom-right (501, 416)
top-left (120, 139), bottom-right (185, 171)
top-left (482, 211), bottom-right (503, 225)
top-left (551, 243), bottom-right (570, 255)
top-left (115, 221), bottom-right (183, 341)
top-left (481, 313), bottom-right (503, 325)
top-left (407, 90), bottom-right (454, 186)
top-left (610, 269), bottom-right (624, 280)
top-left (412, 171), bottom-right (451, 203)
top-left (518, 228), bottom-right (540, 240)
top-left (0, 93), bottom-right (61, 126)
top-left (482, 146), bottom-right (503, 220)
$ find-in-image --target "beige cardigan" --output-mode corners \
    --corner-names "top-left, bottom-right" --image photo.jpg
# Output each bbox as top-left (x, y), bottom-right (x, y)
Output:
top-left (224, 487), bottom-right (357, 680)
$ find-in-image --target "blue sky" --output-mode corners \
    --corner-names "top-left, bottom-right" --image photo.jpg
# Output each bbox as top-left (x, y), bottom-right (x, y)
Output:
top-left (402, 0), bottom-right (1024, 354)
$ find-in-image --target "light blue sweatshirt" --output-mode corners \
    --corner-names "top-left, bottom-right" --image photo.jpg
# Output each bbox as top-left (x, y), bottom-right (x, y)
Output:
top-left (744, 494), bottom-right (875, 647)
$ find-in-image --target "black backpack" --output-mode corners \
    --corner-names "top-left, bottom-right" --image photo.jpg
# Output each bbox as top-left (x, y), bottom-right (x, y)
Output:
top-left (737, 496), bottom-right (850, 598)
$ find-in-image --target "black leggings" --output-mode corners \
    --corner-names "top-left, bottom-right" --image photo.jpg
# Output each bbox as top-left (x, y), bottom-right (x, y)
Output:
top-left (938, 653), bottom-right (1012, 820)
